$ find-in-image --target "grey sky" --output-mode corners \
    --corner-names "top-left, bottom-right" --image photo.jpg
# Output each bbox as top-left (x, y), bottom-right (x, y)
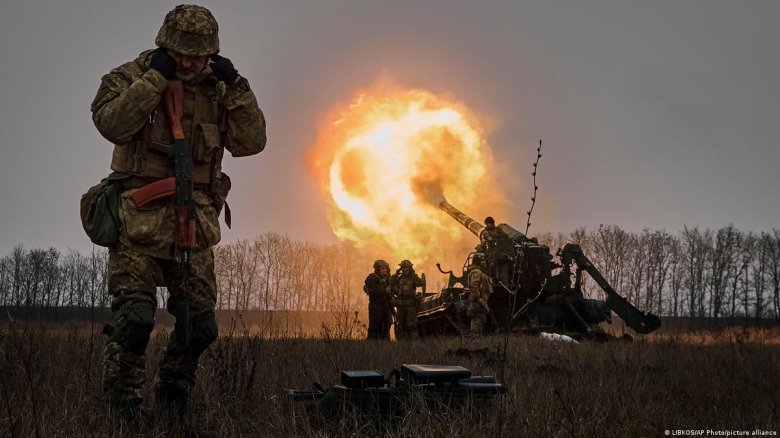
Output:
top-left (1, 0), bottom-right (778, 255)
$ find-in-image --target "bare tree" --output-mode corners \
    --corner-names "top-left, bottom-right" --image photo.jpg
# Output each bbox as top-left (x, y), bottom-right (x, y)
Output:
top-left (751, 233), bottom-right (771, 318)
top-left (727, 232), bottom-right (750, 318)
top-left (254, 233), bottom-right (285, 311)
top-left (738, 233), bottom-right (756, 316)
top-left (667, 238), bottom-right (685, 317)
top-left (770, 229), bottom-right (780, 318)
top-left (87, 247), bottom-right (108, 309)
top-left (645, 230), bottom-right (673, 314)
top-left (708, 225), bottom-right (738, 318)
top-left (625, 231), bottom-right (649, 307)
top-left (588, 225), bottom-right (632, 302)
top-left (214, 244), bottom-right (236, 310)
top-left (681, 226), bottom-right (712, 317)
top-left (0, 255), bottom-right (11, 307)
top-left (9, 245), bottom-right (26, 307)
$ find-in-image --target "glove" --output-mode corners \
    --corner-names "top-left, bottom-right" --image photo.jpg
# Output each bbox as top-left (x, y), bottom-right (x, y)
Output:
top-left (149, 48), bottom-right (177, 80)
top-left (210, 54), bottom-right (239, 83)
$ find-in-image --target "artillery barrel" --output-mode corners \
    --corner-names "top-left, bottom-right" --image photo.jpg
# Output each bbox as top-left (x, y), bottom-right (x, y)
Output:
top-left (498, 224), bottom-right (529, 244)
top-left (439, 201), bottom-right (529, 243)
top-left (439, 201), bottom-right (484, 237)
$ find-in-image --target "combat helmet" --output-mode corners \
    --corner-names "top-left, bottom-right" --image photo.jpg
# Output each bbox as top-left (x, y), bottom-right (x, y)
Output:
top-left (373, 259), bottom-right (390, 270)
top-left (155, 5), bottom-right (219, 56)
top-left (399, 260), bottom-right (413, 269)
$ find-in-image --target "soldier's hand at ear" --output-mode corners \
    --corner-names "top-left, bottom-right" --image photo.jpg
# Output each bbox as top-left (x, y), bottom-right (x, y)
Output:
top-left (150, 48), bottom-right (177, 80)
top-left (209, 54), bottom-right (239, 83)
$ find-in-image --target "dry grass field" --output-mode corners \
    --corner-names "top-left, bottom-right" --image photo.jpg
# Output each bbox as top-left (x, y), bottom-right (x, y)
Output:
top-left (0, 321), bottom-right (778, 437)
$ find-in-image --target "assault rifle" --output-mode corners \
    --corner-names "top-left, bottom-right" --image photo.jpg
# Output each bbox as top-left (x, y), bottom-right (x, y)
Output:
top-left (129, 80), bottom-right (195, 350)
top-left (164, 79), bottom-right (195, 351)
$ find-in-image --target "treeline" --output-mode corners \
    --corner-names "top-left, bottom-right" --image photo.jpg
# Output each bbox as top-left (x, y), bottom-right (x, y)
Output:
top-left (0, 246), bottom-right (109, 309)
top-left (0, 226), bottom-right (778, 319)
top-left (212, 233), bottom-right (363, 313)
top-left (0, 233), bottom-right (365, 315)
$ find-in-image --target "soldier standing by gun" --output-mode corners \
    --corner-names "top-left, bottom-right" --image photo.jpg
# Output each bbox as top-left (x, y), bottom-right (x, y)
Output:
top-left (364, 260), bottom-right (392, 340)
top-left (478, 216), bottom-right (507, 275)
top-left (467, 253), bottom-right (493, 336)
top-left (390, 260), bottom-right (424, 340)
top-left (90, 5), bottom-right (266, 427)
top-left (479, 216), bottom-right (507, 247)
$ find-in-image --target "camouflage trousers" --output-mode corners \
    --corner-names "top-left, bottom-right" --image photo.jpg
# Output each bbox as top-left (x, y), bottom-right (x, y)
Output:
top-left (103, 244), bottom-right (218, 408)
top-left (467, 302), bottom-right (488, 335)
top-left (367, 301), bottom-right (392, 340)
top-left (394, 304), bottom-right (418, 340)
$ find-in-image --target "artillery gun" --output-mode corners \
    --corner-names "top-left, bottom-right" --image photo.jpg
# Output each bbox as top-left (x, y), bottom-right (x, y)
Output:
top-left (416, 201), bottom-right (661, 337)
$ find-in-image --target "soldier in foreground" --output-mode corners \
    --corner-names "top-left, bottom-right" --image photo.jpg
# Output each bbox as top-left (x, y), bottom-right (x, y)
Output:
top-left (467, 253), bottom-right (493, 335)
top-left (90, 4), bottom-right (266, 427)
top-left (390, 260), bottom-right (424, 340)
top-left (364, 259), bottom-right (392, 340)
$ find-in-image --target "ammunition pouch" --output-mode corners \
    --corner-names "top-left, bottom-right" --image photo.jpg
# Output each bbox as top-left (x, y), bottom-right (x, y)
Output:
top-left (112, 139), bottom-right (217, 184)
top-left (80, 172), bottom-right (129, 247)
top-left (110, 97), bottom-right (225, 186)
top-left (119, 188), bottom-right (177, 253)
top-left (193, 122), bottom-right (221, 164)
top-left (194, 191), bottom-right (221, 248)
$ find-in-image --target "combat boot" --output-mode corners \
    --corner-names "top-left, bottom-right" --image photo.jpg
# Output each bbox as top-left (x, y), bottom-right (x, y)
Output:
top-left (157, 386), bottom-right (218, 437)
top-left (113, 397), bottom-right (155, 432)
top-left (156, 384), bottom-right (189, 427)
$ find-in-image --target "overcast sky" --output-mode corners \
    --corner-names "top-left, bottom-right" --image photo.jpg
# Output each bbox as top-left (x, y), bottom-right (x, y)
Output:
top-left (0, 0), bottom-right (778, 255)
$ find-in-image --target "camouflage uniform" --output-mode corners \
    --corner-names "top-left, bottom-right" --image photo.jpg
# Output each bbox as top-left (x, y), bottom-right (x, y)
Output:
top-left (91, 5), bottom-right (266, 421)
top-left (390, 261), bottom-right (423, 340)
top-left (478, 218), bottom-right (506, 273)
top-left (479, 224), bottom-right (507, 247)
top-left (467, 266), bottom-right (493, 335)
top-left (364, 260), bottom-right (392, 340)
top-left (479, 216), bottom-right (508, 254)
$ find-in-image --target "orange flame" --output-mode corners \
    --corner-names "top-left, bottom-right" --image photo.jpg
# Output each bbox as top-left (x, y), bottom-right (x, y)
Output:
top-left (306, 83), bottom-right (506, 269)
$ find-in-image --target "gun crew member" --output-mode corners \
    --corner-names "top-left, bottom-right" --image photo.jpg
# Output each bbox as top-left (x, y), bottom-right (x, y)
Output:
top-left (467, 253), bottom-right (493, 335)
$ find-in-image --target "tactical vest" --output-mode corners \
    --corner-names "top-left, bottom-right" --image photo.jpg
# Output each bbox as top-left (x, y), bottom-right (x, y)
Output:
top-left (394, 274), bottom-right (419, 299)
top-left (469, 269), bottom-right (492, 301)
top-left (110, 80), bottom-right (225, 190)
top-left (365, 273), bottom-right (390, 302)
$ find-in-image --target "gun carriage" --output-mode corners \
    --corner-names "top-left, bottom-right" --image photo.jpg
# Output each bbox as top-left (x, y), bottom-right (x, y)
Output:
top-left (416, 202), bottom-right (661, 337)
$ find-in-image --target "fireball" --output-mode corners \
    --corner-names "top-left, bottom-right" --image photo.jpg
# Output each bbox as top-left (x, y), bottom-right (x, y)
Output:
top-left (307, 84), bottom-right (505, 267)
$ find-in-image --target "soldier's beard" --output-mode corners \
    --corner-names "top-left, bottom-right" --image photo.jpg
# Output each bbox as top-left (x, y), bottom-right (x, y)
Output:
top-left (176, 70), bottom-right (199, 82)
